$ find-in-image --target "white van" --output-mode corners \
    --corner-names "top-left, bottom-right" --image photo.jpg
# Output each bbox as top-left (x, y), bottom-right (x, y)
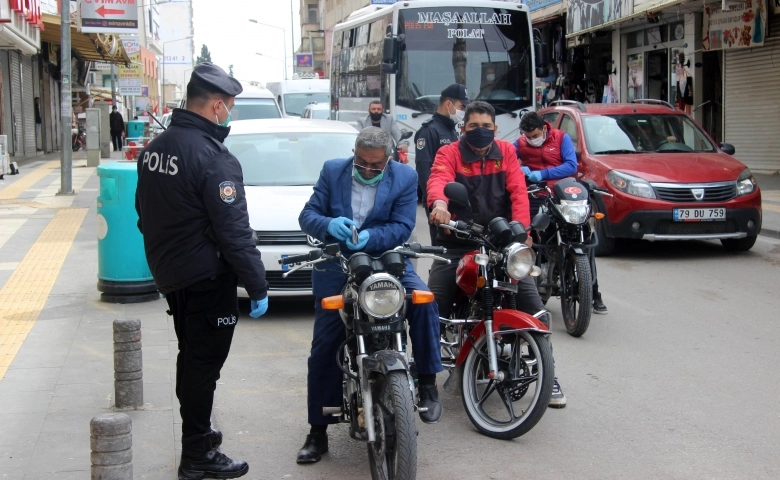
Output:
top-left (266, 78), bottom-right (330, 118)
top-left (178, 81), bottom-right (283, 120)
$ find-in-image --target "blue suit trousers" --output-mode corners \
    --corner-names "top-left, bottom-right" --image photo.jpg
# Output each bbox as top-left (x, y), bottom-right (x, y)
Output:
top-left (307, 270), bottom-right (443, 426)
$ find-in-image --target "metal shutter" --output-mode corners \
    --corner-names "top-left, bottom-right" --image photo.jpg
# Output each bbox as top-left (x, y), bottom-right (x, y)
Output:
top-left (723, 14), bottom-right (780, 171)
top-left (9, 51), bottom-right (22, 156)
top-left (21, 55), bottom-right (36, 157)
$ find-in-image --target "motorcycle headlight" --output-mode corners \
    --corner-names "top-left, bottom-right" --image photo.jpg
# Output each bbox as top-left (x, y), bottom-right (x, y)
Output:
top-left (555, 200), bottom-right (590, 225)
top-left (358, 273), bottom-right (405, 319)
top-left (606, 170), bottom-right (656, 199)
top-left (736, 168), bottom-right (756, 197)
top-left (503, 243), bottom-right (536, 281)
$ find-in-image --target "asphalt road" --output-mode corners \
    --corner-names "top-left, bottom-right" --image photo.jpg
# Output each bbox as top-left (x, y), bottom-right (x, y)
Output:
top-left (214, 209), bottom-right (780, 479)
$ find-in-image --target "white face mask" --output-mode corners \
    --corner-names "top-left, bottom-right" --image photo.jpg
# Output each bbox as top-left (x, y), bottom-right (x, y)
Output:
top-left (449, 103), bottom-right (465, 123)
top-left (486, 74), bottom-right (496, 82)
top-left (527, 134), bottom-right (545, 147)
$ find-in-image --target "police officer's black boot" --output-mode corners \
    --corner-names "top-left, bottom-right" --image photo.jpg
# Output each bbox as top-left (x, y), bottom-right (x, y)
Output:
top-left (297, 425), bottom-right (328, 464)
top-left (179, 429), bottom-right (248, 480)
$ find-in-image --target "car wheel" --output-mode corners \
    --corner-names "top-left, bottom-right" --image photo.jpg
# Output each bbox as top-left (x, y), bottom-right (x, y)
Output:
top-left (720, 235), bottom-right (757, 252)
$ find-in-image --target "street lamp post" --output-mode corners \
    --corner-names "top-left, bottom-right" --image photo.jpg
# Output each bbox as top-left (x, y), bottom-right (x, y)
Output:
top-left (249, 19), bottom-right (287, 80)
top-left (162, 35), bottom-right (194, 112)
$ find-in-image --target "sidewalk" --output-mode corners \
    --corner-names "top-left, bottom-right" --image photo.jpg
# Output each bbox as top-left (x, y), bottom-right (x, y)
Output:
top-left (755, 172), bottom-right (780, 238)
top-left (0, 151), bottom-right (178, 479)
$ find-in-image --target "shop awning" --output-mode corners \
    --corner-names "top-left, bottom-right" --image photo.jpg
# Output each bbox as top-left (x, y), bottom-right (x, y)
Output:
top-left (40, 13), bottom-right (130, 65)
top-left (566, 0), bottom-right (693, 38)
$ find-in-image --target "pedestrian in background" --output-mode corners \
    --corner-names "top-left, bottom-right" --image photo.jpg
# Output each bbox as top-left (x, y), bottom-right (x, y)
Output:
top-left (357, 100), bottom-right (408, 154)
top-left (34, 97), bottom-right (42, 151)
top-left (135, 62), bottom-right (268, 480)
top-left (109, 105), bottom-right (124, 152)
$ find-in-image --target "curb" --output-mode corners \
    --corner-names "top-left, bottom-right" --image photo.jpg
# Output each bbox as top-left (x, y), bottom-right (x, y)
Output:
top-left (759, 227), bottom-right (780, 239)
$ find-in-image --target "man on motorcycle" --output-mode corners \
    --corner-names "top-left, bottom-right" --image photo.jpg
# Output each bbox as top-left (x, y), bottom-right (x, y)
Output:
top-left (514, 112), bottom-right (608, 314)
top-left (426, 101), bottom-right (566, 408)
top-left (296, 127), bottom-right (444, 465)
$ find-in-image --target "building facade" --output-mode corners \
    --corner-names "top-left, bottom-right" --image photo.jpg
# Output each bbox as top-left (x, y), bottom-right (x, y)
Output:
top-left (158, 0), bottom-right (194, 110)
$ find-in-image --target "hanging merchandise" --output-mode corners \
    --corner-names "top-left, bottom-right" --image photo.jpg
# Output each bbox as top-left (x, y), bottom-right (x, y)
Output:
top-left (602, 76), bottom-right (616, 103)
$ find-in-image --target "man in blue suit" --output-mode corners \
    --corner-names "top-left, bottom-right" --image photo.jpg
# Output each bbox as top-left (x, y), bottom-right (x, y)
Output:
top-left (296, 127), bottom-right (443, 464)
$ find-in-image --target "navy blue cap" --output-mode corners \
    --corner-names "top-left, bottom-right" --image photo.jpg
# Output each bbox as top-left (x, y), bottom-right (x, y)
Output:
top-left (441, 84), bottom-right (470, 105)
top-left (188, 62), bottom-right (243, 97)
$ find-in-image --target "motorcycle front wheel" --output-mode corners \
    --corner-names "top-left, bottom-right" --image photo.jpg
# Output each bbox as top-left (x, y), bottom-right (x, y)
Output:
top-left (367, 370), bottom-right (417, 480)
top-left (72, 142), bottom-right (81, 152)
top-left (461, 331), bottom-right (554, 440)
top-left (561, 252), bottom-right (592, 337)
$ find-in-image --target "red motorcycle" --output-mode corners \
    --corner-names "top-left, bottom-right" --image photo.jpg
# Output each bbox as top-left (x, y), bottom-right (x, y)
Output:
top-left (439, 182), bottom-right (555, 440)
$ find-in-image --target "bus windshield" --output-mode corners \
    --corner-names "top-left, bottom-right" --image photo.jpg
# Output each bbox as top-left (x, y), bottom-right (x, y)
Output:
top-left (397, 7), bottom-right (533, 113)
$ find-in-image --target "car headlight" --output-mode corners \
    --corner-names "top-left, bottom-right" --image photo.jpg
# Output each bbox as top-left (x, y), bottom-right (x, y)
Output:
top-left (358, 273), bottom-right (405, 319)
top-left (555, 200), bottom-right (590, 225)
top-left (504, 243), bottom-right (536, 281)
top-left (736, 168), bottom-right (756, 197)
top-left (606, 170), bottom-right (656, 199)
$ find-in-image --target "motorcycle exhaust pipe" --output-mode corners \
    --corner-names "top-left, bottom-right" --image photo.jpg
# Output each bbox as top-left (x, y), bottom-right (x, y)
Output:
top-left (322, 407), bottom-right (343, 416)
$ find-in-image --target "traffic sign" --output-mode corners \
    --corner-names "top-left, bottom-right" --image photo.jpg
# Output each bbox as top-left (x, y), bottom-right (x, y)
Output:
top-left (119, 86), bottom-right (143, 96)
top-left (78, 0), bottom-right (139, 34)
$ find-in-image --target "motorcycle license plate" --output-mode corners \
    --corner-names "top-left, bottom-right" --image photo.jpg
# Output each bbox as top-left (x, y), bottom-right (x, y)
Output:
top-left (673, 208), bottom-right (726, 222)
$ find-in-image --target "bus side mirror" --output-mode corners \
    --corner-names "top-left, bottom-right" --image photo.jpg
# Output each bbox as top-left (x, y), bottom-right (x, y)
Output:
top-left (534, 42), bottom-right (549, 67)
top-left (382, 36), bottom-right (398, 74)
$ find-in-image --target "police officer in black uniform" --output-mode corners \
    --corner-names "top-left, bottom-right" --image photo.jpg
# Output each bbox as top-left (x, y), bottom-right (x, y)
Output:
top-left (135, 62), bottom-right (268, 480)
top-left (414, 83), bottom-right (469, 244)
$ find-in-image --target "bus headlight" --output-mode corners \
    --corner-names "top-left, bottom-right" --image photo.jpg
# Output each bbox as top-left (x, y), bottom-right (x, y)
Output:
top-left (503, 243), bottom-right (536, 281)
top-left (358, 273), bottom-right (405, 319)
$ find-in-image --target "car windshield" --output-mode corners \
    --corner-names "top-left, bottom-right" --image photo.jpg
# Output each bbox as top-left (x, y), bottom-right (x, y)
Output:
top-left (225, 132), bottom-right (356, 186)
top-left (309, 109), bottom-right (330, 119)
top-left (283, 93), bottom-right (330, 116)
top-left (230, 99), bottom-right (281, 120)
top-left (582, 114), bottom-right (716, 154)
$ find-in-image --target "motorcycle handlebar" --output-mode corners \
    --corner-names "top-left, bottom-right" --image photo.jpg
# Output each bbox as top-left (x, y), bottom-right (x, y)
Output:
top-left (279, 249), bottom-right (322, 265)
top-left (405, 242), bottom-right (447, 255)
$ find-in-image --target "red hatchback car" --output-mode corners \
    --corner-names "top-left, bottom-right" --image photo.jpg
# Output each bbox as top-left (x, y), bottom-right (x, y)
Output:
top-left (536, 100), bottom-right (762, 255)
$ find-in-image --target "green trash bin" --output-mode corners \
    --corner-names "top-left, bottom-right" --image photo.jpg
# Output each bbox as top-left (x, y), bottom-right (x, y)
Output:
top-left (96, 161), bottom-right (159, 303)
top-left (126, 120), bottom-right (145, 141)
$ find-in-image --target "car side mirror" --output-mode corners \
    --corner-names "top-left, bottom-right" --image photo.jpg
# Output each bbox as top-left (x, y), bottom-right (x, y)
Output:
top-left (720, 142), bottom-right (736, 155)
top-left (444, 182), bottom-right (472, 211)
top-left (400, 130), bottom-right (413, 141)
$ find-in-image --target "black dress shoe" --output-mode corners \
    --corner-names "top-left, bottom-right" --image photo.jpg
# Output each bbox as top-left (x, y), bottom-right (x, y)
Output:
top-left (178, 449), bottom-right (248, 480)
top-left (297, 433), bottom-right (328, 464)
top-left (418, 384), bottom-right (442, 424)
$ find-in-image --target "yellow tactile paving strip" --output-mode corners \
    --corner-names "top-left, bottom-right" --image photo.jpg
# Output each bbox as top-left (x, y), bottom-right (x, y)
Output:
top-left (0, 206), bottom-right (88, 380)
top-left (0, 160), bottom-right (58, 200)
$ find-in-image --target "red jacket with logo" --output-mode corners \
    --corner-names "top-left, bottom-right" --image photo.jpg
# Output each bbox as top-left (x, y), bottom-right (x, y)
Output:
top-left (427, 138), bottom-right (530, 245)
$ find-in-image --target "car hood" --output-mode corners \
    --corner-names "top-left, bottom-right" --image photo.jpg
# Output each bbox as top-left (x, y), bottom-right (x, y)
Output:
top-left (596, 152), bottom-right (746, 183)
top-left (245, 186), bottom-right (313, 231)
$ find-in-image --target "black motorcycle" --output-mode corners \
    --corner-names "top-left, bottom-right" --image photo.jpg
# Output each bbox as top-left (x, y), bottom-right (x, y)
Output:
top-left (528, 177), bottom-right (611, 337)
top-left (280, 241), bottom-right (448, 480)
top-left (72, 125), bottom-right (85, 152)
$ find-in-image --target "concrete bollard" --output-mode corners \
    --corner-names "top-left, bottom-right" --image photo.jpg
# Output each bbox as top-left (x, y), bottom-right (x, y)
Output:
top-left (113, 318), bottom-right (143, 409)
top-left (91, 413), bottom-right (133, 480)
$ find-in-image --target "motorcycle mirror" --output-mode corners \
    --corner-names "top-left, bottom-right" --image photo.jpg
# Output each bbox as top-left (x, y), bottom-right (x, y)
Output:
top-left (530, 212), bottom-right (550, 231)
top-left (400, 130), bottom-right (413, 140)
top-left (443, 182), bottom-right (472, 211)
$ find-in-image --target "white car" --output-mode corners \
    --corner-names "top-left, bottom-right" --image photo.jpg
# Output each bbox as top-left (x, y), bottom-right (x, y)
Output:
top-left (224, 119), bottom-right (358, 297)
top-left (301, 102), bottom-right (331, 120)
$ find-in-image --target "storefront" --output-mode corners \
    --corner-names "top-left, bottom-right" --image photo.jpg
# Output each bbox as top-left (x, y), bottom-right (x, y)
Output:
top-left (623, 21), bottom-right (687, 105)
top-left (720, 3), bottom-right (779, 171)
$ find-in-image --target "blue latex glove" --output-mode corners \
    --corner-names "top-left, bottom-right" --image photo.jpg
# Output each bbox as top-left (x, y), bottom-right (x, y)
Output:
top-left (527, 170), bottom-right (543, 183)
top-left (346, 230), bottom-right (370, 251)
top-left (249, 297), bottom-right (268, 318)
top-left (327, 217), bottom-right (357, 242)
top-left (521, 166), bottom-right (531, 176)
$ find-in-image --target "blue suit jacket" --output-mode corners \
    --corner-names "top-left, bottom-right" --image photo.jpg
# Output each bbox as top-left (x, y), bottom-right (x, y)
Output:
top-left (299, 157), bottom-right (418, 298)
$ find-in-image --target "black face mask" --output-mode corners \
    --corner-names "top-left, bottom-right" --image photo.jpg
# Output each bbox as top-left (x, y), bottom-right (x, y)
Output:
top-left (369, 112), bottom-right (383, 122)
top-left (464, 127), bottom-right (495, 149)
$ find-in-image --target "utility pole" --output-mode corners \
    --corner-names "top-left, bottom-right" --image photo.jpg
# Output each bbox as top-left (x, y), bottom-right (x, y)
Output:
top-left (290, 0), bottom-right (295, 79)
top-left (110, 64), bottom-right (117, 107)
top-left (59, 0), bottom-right (73, 195)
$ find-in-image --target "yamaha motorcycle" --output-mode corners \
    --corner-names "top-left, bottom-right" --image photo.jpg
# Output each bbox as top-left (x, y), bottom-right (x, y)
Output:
top-left (438, 182), bottom-right (555, 440)
top-left (280, 241), bottom-right (448, 480)
top-left (527, 177), bottom-right (611, 337)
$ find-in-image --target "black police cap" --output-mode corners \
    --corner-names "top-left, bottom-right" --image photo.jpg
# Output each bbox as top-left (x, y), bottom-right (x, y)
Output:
top-left (440, 84), bottom-right (470, 105)
top-left (188, 62), bottom-right (243, 97)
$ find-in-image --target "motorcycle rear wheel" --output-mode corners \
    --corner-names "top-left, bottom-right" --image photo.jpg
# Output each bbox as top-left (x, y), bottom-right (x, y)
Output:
top-left (367, 371), bottom-right (417, 480)
top-left (461, 331), bottom-right (554, 440)
top-left (561, 252), bottom-right (592, 337)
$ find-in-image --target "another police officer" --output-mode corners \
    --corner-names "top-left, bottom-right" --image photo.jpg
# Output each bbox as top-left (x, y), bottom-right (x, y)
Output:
top-left (135, 62), bottom-right (268, 480)
top-left (413, 83), bottom-right (468, 244)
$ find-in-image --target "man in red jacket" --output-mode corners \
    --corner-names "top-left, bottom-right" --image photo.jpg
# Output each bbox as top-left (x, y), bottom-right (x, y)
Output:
top-left (515, 112), bottom-right (607, 314)
top-left (427, 101), bottom-right (566, 408)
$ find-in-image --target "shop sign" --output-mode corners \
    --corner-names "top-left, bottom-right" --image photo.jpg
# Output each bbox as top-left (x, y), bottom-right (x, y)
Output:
top-left (118, 53), bottom-right (141, 87)
top-left (78, 0), bottom-right (139, 34)
top-left (703, 0), bottom-right (767, 50)
top-left (8, 0), bottom-right (43, 28)
top-left (119, 35), bottom-right (140, 55)
top-left (296, 53), bottom-right (313, 68)
top-left (522, 0), bottom-right (563, 12)
top-left (568, 0), bottom-right (632, 35)
top-left (120, 85), bottom-right (142, 96)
